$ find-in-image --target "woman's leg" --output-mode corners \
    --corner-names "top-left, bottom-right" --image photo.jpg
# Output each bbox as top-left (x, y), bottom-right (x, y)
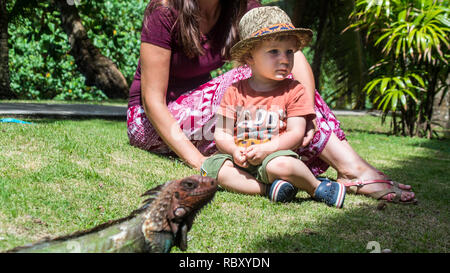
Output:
top-left (319, 133), bottom-right (415, 202)
top-left (296, 91), bottom-right (415, 202)
top-left (127, 66), bottom-right (253, 155)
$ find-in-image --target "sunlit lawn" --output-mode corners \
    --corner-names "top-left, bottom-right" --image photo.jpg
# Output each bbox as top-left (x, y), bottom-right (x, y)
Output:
top-left (0, 112), bottom-right (448, 253)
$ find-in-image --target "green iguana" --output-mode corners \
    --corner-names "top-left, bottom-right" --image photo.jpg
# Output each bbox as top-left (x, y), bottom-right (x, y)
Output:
top-left (7, 175), bottom-right (217, 253)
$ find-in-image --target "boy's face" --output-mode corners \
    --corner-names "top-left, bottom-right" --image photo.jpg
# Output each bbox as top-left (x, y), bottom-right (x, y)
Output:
top-left (247, 38), bottom-right (297, 82)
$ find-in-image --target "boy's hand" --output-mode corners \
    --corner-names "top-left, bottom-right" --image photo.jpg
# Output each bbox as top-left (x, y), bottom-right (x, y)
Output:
top-left (232, 146), bottom-right (248, 168)
top-left (245, 144), bottom-right (272, 166)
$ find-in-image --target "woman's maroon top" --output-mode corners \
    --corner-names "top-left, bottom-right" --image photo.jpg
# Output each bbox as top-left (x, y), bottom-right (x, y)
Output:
top-left (128, 0), bottom-right (262, 107)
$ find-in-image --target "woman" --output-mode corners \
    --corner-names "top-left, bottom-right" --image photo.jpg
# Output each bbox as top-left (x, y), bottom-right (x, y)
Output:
top-left (127, 0), bottom-right (416, 204)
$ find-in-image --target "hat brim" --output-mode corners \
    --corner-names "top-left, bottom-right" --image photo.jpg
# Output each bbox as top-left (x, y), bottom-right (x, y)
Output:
top-left (230, 28), bottom-right (313, 62)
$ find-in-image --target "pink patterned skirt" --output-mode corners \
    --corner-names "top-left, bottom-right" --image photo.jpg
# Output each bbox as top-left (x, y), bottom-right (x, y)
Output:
top-left (127, 66), bottom-right (346, 176)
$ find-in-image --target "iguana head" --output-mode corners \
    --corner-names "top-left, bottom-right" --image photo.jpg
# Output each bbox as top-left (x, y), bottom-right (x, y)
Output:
top-left (141, 175), bottom-right (217, 251)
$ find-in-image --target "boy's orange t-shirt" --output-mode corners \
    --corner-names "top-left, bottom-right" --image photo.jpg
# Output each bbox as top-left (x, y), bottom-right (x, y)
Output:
top-left (217, 78), bottom-right (316, 147)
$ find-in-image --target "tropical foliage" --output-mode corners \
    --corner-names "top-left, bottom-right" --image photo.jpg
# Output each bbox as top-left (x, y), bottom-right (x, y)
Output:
top-left (273, 0), bottom-right (370, 110)
top-left (347, 0), bottom-right (449, 137)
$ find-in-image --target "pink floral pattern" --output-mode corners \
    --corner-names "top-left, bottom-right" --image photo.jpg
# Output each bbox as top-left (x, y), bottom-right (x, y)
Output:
top-left (127, 66), bottom-right (346, 176)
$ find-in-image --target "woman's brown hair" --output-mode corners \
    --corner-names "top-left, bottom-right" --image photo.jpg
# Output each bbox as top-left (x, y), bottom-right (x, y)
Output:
top-left (145, 0), bottom-right (250, 59)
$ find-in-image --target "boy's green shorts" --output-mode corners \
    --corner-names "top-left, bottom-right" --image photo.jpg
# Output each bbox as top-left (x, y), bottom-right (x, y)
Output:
top-left (200, 150), bottom-right (299, 184)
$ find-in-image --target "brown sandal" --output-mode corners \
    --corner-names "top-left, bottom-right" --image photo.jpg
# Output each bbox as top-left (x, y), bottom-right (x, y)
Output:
top-left (342, 179), bottom-right (418, 205)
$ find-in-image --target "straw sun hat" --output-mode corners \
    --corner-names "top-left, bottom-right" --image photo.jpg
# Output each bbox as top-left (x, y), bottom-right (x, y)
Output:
top-left (231, 6), bottom-right (313, 62)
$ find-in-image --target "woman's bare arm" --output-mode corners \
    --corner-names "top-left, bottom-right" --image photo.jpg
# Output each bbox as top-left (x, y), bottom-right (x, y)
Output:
top-left (291, 51), bottom-right (317, 147)
top-left (140, 43), bottom-right (205, 169)
top-left (291, 51), bottom-right (315, 104)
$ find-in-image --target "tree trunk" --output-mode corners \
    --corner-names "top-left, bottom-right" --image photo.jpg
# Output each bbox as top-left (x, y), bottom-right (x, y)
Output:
top-left (352, 22), bottom-right (367, 109)
top-left (424, 65), bottom-right (441, 138)
top-left (55, 0), bottom-right (128, 99)
top-left (311, 0), bottom-right (330, 91)
top-left (286, 0), bottom-right (307, 28)
top-left (0, 0), bottom-right (13, 99)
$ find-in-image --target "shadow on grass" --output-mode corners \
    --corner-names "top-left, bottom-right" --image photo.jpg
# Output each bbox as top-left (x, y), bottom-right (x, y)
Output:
top-left (404, 137), bottom-right (450, 153)
top-left (344, 127), bottom-right (449, 140)
top-left (342, 128), bottom-right (394, 136)
top-left (251, 138), bottom-right (450, 253)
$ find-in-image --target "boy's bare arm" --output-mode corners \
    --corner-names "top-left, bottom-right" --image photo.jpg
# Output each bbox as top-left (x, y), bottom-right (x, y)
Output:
top-left (267, 116), bottom-right (307, 151)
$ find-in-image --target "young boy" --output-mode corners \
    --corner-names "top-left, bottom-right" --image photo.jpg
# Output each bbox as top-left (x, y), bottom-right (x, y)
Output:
top-left (201, 6), bottom-right (346, 208)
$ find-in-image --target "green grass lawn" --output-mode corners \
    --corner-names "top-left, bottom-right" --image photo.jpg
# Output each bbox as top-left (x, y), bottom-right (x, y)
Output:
top-left (0, 113), bottom-right (448, 253)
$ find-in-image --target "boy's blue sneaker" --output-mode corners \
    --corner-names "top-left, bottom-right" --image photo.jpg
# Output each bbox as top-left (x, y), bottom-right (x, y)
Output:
top-left (266, 179), bottom-right (298, 202)
top-left (313, 178), bottom-right (346, 208)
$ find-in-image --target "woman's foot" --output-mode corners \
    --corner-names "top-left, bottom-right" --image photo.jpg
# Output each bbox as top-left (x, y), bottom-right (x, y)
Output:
top-left (319, 133), bottom-right (416, 203)
top-left (336, 170), bottom-right (416, 203)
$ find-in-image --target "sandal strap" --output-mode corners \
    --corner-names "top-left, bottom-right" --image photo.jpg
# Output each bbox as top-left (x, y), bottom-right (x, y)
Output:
top-left (343, 179), bottom-right (393, 194)
top-left (343, 179), bottom-right (393, 187)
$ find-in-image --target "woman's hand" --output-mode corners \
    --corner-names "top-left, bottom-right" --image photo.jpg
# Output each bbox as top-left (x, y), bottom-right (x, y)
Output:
top-left (301, 118), bottom-right (317, 147)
